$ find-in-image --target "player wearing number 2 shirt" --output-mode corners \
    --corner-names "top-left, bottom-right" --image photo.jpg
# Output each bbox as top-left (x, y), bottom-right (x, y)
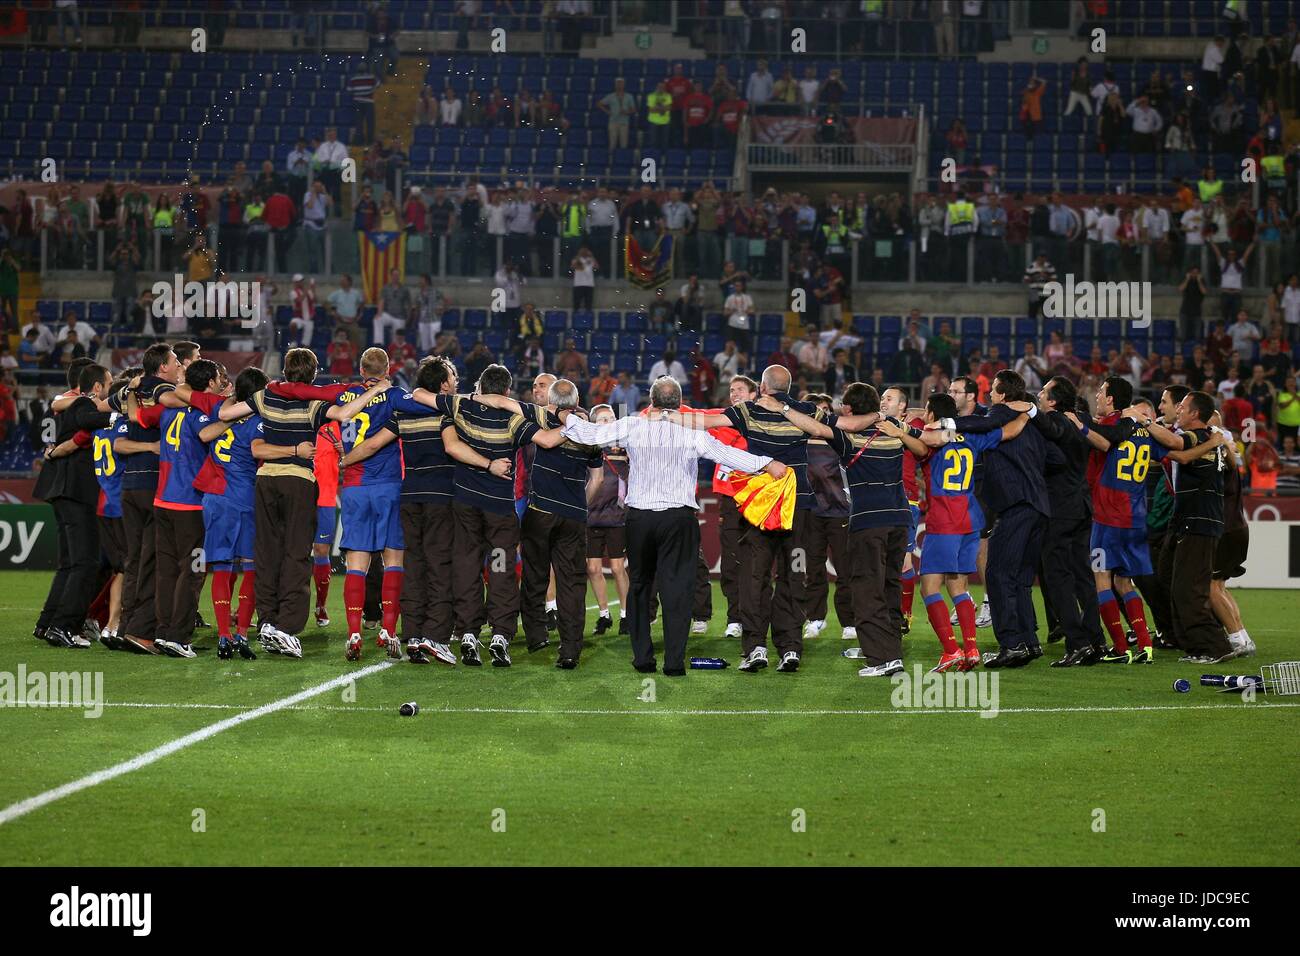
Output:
top-left (1082, 377), bottom-right (1165, 663)
top-left (335, 348), bottom-right (405, 662)
top-left (193, 366), bottom-right (268, 659)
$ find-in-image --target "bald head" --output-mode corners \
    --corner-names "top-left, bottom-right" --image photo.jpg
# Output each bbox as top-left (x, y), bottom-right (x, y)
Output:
top-left (761, 364), bottom-right (791, 396)
top-left (650, 376), bottom-right (682, 409)
top-left (533, 373), bottom-right (557, 403)
top-left (548, 378), bottom-right (579, 410)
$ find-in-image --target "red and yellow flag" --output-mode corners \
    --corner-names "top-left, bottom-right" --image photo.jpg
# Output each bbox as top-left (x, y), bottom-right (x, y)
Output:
top-left (731, 470), bottom-right (796, 531)
top-left (357, 231), bottom-right (406, 304)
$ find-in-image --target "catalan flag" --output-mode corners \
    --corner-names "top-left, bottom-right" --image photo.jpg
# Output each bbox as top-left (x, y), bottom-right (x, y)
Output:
top-left (357, 231), bottom-right (406, 304)
top-left (624, 233), bottom-right (673, 290)
top-left (730, 469), bottom-right (797, 532)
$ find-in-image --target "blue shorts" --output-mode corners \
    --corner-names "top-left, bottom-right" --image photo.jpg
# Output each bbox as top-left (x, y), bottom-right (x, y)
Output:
top-left (919, 531), bottom-right (979, 576)
top-left (907, 503), bottom-right (921, 555)
top-left (315, 506), bottom-right (337, 545)
top-left (203, 494), bottom-right (255, 563)
top-left (1090, 523), bottom-right (1153, 577)
top-left (340, 483), bottom-right (404, 552)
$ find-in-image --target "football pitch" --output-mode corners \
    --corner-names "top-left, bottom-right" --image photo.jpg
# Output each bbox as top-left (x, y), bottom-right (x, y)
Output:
top-left (0, 571), bottom-right (1296, 867)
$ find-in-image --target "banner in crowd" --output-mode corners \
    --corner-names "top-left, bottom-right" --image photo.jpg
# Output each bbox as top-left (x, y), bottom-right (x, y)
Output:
top-left (110, 349), bottom-right (264, 376)
top-left (624, 233), bottom-right (673, 289)
top-left (750, 115), bottom-right (918, 146)
top-left (0, 504), bottom-right (56, 569)
top-left (358, 231), bottom-right (405, 304)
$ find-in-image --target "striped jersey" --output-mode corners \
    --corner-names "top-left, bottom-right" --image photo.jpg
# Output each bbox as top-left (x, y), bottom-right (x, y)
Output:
top-left (824, 419), bottom-right (910, 531)
top-left (117, 376), bottom-right (174, 491)
top-left (384, 404), bottom-right (457, 503)
top-left (249, 388), bottom-right (333, 482)
top-left (723, 395), bottom-right (823, 510)
top-left (431, 393), bottom-right (541, 515)
top-left (522, 403), bottom-right (602, 522)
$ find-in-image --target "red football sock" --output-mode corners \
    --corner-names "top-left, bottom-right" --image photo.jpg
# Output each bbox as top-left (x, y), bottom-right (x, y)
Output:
top-left (1098, 590), bottom-right (1127, 650)
top-left (1122, 591), bottom-right (1152, 649)
top-left (901, 569), bottom-right (916, 617)
top-left (236, 569), bottom-right (256, 635)
top-left (381, 567), bottom-right (404, 634)
top-left (924, 594), bottom-right (957, 654)
top-left (86, 575), bottom-right (112, 627)
top-left (211, 567), bottom-right (234, 637)
top-left (313, 556), bottom-right (331, 609)
top-left (344, 571), bottom-right (366, 635)
top-left (953, 593), bottom-right (978, 647)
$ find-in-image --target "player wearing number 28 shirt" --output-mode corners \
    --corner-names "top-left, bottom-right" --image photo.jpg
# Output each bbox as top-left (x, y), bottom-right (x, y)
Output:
top-left (1081, 376), bottom-right (1165, 663)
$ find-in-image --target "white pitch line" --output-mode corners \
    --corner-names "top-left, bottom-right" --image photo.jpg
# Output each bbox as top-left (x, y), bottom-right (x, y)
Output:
top-left (0, 660), bottom-right (394, 828)
top-left (14, 700), bottom-right (1300, 717)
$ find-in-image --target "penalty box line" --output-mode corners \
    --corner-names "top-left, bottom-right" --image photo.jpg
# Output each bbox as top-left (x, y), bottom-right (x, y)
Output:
top-left (0, 660), bottom-right (395, 828)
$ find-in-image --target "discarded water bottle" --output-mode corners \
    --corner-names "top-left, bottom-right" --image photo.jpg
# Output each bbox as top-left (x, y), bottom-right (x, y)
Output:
top-left (1200, 674), bottom-right (1261, 689)
top-left (690, 657), bottom-right (728, 669)
top-left (1172, 679), bottom-right (1191, 693)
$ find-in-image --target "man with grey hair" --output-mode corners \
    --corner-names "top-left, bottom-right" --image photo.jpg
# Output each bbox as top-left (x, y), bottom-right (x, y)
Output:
top-left (557, 376), bottom-right (787, 675)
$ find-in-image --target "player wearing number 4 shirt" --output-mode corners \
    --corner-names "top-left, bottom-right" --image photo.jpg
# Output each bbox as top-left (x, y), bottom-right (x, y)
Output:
top-left (894, 393), bottom-right (1032, 674)
top-left (1077, 377), bottom-right (1166, 665)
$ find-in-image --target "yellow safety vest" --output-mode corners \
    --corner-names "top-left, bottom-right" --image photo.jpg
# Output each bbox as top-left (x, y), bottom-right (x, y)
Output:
top-left (1262, 155), bottom-right (1285, 180)
top-left (822, 224), bottom-right (848, 252)
top-left (153, 208), bottom-right (174, 228)
top-left (947, 201), bottom-right (975, 233)
top-left (647, 91), bottom-right (672, 125)
top-left (561, 203), bottom-right (585, 238)
top-left (862, 0), bottom-right (883, 13)
top-left (1198, 178), bottom-right (1222, 202)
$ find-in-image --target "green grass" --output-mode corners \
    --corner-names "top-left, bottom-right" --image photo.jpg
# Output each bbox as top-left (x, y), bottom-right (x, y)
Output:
top-left (0, 572), bottom-right (1297, 866)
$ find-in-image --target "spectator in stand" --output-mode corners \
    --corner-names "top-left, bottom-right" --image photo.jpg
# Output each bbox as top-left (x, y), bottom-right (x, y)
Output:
top-left (682, 82), bottom-right (714, 149)
top-left (824, 348), bottom-right (857, 398)
top-left (1115, 340), bottom-right (1147, 389)
top-left (327, 328), bottom-right (356, 376)
top-left (1020, 74), bottom-right (1046, 139)
top-left (675, 274), bottom-right (704, 333)
top-left (54, 310), bottom-right (99, 353)
top-left (723, 277), bottom-right (755, 356)
top-left (598, 77), bottom-right (637, 151)
top-left (1064, 57), bottom-right (1093, 116)
top-left (1023, 252), bottom-right (1056, 319)
top-left (1210, 90), bottom-right (1245, 155)
top-left (714, 339), bottom-right (743, 389)
top-left (1246, 364), bottom-right (1277, 426)
top-left (463, 342), bottom-right (494, 388)
top-left (1277, 375), bottom-right (1300, 442)
top-left (1227, 308), bottom-right (1262, 360)
top-left (1098, 91), bottom-right (1126, 155)
top-left (1014, 341), bottom-right (1048, 393)
top-left (300, 180), bottom-right (332, 274)
top-left (796, 326), bottom-right (832, 380)
top-left (555, 338), bottom-right (588, 392)
top-left (588, 363), bottom-right (616, 409)
top-left (714, 92), bottom-right (747, 149)
top-left (108, 237), bottom-right (141, 328)
top-left (518, 336), bottom-right (544, 379)
top-left (1283, 273), bottom-right (1300, 345)
top-left (689, 349), bottom-right (717, 407)
top-left (610, 371), bottom-right (641, 415)
top-left (664, 62), bottom-right (694, 147)
top-left (571, 246), bottom-right (598, 312)
top-left (402, 186), bottom-right (426, 236)
top-left (463, 89), bottom-right (485, 127)
top-left (19, 328), bottom-right (47, 370)
top-left (746, 58), bottom-right (774, 113)
top-left (768, 337), bottom-right (799, 377)
top-left (1179, 265), bottom-right (1209, 341)
top-left (812, 259), bottom-right (845, 328)
top-left (314, 127), bottom-right (349, 207)
top-left (771, 65), bottom-right (799, 114)
top-left (798, 65), bottom-right (821, 116)
top-left (648, 349), bottom-right (688, 388)
top-left (946, 118), bottom-right (968, 163)
top-left (517, 302), bottom-right (543, 342)
top-left (920, 361), bottom-right (950, 398)
top-left (414, 85), bottom-right (437, 126)
top-left (262, 185), bottom-right (297, 272)
top-left (289, 274), bottom-right (316, 348)
top-left (493, 259), bottom-right (525, 327)
top-left (374, 268), bottom-right (410, 345)
top-left (1222, 383), bottom-right (1256, 436)
top-left (327, 273), bottom-right (365, 353)
top-left (1126, 95), bottom-right (1163, 152)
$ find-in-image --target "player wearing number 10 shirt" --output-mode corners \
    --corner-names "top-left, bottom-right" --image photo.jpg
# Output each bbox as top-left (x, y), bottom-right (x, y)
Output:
top-left (335, 348), bottom-right (405, 662)
top-left (1083, 377), bottom-right (1166, 663)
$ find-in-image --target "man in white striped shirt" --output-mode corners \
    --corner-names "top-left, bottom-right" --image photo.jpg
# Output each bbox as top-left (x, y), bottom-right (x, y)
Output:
top-left (559, 377), bottom-right (786, 675)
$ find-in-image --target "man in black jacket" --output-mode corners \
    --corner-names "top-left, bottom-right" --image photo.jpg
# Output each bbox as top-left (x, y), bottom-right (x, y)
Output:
top-left (949, 369), bottom-right (1051, 667)
top-left (1030, 376), bottom-right (1105, 666)
top-left (33, 363), bottom-right (114, 648)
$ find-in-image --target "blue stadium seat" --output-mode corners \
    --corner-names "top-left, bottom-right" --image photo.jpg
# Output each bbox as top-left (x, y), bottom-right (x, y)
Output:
top-left (852, 314), bottom-right (875, 336)
top-left (596, 311), bottom-right (622, 331)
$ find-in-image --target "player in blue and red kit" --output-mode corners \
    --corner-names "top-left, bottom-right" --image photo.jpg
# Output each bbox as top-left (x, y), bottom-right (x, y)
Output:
top-left (337, 348), bottom-right (405, 661)
top-left (132, 359), bottom-right (225, 658)
top-left (194, 367), bottom-right (268, 660)
top-left (1079, 376), bottom-right (1165, 664)
top-left (900, 393), bottom-right (1032, 673)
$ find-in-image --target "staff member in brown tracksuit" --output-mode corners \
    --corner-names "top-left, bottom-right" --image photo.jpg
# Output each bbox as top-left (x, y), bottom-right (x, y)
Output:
top-left (800, 392), bottom-right (855, 639)
top-left (711, 375), bottom-right (760, 639)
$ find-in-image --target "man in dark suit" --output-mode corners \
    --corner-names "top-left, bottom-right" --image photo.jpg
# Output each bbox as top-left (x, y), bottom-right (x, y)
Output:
top-left (32, 363), bottom-right (115, 648)
top-left (947, 369), bottom-right (1051, 667)
top-left (1029, 375), bottom-right (1106, 666)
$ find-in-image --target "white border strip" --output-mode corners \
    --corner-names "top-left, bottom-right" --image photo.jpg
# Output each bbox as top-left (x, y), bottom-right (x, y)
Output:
top-left (0, 661), bottom-right (393, 827)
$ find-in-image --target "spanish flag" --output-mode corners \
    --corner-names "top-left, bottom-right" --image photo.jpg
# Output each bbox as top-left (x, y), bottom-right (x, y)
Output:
top-left (357, 231), bottom-right (406, 304)
top-left (624, 233), bottom-right (673, 290)
top-left (730, 469), bottom-right (796, 532)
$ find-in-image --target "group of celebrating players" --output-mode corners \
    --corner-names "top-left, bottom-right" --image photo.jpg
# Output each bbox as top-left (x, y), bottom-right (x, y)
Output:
top-left (30, 335), bottom-right (1254, 677)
